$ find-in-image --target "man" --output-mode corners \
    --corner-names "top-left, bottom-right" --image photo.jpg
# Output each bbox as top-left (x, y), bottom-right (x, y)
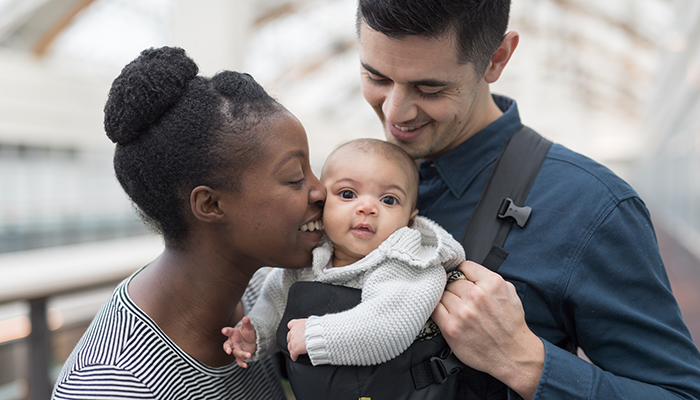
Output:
top-left (356, 1), bottom-right (700, 399)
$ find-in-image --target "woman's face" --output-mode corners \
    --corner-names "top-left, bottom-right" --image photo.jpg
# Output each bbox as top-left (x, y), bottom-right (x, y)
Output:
top-left (220, 111), bottom-right (325, 269)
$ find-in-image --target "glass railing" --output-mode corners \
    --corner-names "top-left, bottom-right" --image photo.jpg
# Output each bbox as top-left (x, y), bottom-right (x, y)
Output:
top-left (0, 145), bottom-right (146, 253)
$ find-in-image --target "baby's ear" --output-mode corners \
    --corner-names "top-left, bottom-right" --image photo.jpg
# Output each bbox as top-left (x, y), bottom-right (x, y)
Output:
top-left (408, 209), bottom-right (419, 227)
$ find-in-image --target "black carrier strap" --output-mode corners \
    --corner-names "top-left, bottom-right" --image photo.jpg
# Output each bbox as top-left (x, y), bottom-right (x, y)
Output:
top-left (412, 126), bottom-right (552, 393)
top-left (461, 125), bottom-right (552, 271)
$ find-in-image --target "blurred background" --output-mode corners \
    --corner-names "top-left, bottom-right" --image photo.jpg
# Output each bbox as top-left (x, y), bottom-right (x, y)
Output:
top-left (0, 0), bottom-right (699, 398)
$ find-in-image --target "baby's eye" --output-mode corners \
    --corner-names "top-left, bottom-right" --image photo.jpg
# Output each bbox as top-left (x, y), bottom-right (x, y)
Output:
top-left (340, 190), bottom-right (356, 199)
top-left (381, 196), bottom-right (398, 205)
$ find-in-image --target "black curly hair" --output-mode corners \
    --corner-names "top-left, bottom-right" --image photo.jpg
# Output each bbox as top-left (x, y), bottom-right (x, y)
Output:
top-left (357, 0), bottom-right (511, 73)
top-left (104, 46), bottom-right (282, 249)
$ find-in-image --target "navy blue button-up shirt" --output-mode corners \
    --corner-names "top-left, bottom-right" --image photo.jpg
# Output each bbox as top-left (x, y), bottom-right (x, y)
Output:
top-left (419, 95), bottom-right (700, 399)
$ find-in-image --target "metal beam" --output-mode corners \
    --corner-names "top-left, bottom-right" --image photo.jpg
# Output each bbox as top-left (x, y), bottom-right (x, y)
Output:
top-left (28, 297), bottom-right (51, 400)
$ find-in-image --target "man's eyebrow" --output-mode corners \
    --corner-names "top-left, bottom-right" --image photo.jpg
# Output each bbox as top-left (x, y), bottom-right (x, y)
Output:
top-left (361, 62), bottom-right (451, 88)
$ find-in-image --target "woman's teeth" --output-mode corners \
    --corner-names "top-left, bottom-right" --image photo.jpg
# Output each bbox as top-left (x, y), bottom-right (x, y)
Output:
top-left (300, 219), bottom-right (323, 232)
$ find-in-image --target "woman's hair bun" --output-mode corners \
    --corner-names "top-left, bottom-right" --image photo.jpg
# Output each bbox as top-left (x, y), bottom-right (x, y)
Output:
top-left (104, 47), bottom-right (199, 145)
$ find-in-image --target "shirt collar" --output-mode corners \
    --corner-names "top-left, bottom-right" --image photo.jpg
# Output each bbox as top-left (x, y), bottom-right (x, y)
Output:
top-left (423, 94), bottom-right (522, 198)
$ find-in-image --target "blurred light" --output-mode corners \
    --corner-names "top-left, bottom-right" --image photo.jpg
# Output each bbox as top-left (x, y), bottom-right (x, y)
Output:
top-left (0, 316), bottom-right (29, 343)
top-left (0, 379), bottom-right (27, 399)
top-left (665, 31), bottom-right (688, 52)
top-left (686, 56), bottom-right (700, 90)
top-left (48, 308), bottom-right (64, 330)
top-left (0, 308), bottom-right (64, 344)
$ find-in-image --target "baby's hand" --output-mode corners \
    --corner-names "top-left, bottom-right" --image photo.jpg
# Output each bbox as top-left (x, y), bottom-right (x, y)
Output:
top-left (287, 318), bottom-right (308, 362)
top-left (221, 316), bottom-right (257, 368)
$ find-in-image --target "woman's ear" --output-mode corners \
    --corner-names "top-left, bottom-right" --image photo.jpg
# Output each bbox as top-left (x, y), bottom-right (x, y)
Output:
top-left (190, 185), bottom-right (225, 223)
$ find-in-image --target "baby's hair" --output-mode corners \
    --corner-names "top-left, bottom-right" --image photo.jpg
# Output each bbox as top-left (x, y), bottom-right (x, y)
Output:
top-left (104, 46), bottom-right (283, 249)
top-left (325, 138), bottom-right (420, 209)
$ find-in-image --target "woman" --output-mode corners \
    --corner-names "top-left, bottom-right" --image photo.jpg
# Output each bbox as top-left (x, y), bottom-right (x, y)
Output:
top-left (52, 46), bottom-right (325, 399)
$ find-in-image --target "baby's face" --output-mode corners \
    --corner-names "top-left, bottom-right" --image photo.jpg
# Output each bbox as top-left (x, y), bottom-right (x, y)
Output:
top-left (321, 148), bottom-right (418, 267)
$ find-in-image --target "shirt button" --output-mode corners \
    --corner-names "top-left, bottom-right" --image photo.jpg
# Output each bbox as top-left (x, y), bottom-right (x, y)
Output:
top-left (419, 162), bottom-right (437, 179)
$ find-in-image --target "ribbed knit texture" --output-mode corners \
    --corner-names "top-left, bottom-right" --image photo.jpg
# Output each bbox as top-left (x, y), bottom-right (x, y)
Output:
top-left (247, 216), bottom-right (464, 366)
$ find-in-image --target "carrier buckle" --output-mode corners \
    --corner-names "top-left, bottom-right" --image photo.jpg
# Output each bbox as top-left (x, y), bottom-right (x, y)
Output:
top-left (429, 348), bottom-right (463, 384)
top-left (498, 198), bottom-right (531, 228)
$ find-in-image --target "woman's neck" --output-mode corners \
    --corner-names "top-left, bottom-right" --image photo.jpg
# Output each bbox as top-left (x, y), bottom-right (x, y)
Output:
top-left (128, 246), bottom-right (257, 367)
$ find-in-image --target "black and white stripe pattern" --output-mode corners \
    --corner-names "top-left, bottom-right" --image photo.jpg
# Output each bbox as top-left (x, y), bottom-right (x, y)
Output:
top-left (52, 268), bottom-right (286, 400)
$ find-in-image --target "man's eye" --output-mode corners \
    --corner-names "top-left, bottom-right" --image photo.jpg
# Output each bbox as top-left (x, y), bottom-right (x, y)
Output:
top-left (340, 190), bottom-right (356, 199)
top-left (366, 73), bottom-right (388, 84)
top-left (417, 87), bottom-right (441, 99)
top-left (381, 196), bottom-right (398, 205)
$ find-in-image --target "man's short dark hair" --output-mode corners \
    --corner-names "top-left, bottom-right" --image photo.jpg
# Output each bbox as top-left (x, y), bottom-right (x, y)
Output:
top-left (357, 0), bottom-right (511, 73)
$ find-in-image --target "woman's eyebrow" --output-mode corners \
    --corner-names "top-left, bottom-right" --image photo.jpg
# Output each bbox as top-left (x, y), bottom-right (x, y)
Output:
top-left (361, 62), bottom-right (450, 87)
top-left (274, 150), bottom-right (305, 170)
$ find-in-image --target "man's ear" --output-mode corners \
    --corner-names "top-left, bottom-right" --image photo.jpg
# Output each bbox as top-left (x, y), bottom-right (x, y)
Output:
top-left (190, 185), bottom-right (225, 223)
top-left (408, 208), bottom-right (420, 227)
top-left (484, 31), bottom-right (519, 84)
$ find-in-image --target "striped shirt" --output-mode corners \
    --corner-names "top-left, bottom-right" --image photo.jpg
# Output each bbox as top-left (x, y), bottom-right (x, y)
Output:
top-left (52, 268), bottom-right (287, 400)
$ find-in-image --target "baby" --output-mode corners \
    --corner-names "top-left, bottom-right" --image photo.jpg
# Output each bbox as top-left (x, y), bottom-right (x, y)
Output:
top-left (222, 138), bottom-right (464, 369)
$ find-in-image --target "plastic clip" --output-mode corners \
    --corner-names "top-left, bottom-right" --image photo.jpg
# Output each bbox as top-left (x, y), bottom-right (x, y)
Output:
top-left (429, 349), bottom-right (463, 384)
top-left (498, 198), bottom-right (531, 228)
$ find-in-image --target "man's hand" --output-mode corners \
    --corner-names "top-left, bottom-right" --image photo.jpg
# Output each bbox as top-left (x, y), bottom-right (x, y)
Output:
top-left (287, 318), bottom-right (308, 362)
top-left (432, 261), bottom-right (544, 400)
top-left (221, 316), bottom-right (257, 368)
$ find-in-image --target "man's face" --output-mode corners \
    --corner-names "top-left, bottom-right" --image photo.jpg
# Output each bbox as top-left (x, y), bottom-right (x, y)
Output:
top-left (358, 21), bottom-right (490, 160)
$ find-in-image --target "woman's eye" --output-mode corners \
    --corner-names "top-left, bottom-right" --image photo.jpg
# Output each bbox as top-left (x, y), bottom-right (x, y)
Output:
top-left (290, 178), bottom-right (305, 186)
top-left (340, 190), bottom-right (356, 199)
top-left (381, 196), bottom-right (398, 205)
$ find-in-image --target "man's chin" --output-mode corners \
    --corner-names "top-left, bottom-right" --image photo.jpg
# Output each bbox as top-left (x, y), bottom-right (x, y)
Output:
top-left (385, 135), bottom-right (430, 159)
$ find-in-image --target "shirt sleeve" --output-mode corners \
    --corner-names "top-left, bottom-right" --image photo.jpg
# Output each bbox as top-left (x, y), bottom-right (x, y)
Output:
top-left (304, 261), bottom-right (447, 366)
top-left (52, 364), bottom-right (155, 400)
top-left (246, 268), bottom-right (291, 360)
top-left (532, 197), bottom-right (700, 399)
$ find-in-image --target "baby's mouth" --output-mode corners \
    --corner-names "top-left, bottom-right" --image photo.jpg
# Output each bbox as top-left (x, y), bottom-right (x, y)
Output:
top-left (353, 223), bottom-right (375, 234)
top-left (300, 219), bottom-right (323, 232)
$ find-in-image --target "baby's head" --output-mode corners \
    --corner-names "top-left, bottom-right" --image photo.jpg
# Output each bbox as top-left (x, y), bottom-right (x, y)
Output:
top-left (320, 138), bottom-right (419, 267)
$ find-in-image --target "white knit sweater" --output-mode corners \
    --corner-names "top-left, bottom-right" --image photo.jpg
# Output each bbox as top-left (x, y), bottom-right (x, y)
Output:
top-left (246, 216), bottom-right (465, 366)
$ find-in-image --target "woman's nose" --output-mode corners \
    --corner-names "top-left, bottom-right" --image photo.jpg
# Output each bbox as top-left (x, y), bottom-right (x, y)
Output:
top-left (308, 174), bottom-right (326, 206)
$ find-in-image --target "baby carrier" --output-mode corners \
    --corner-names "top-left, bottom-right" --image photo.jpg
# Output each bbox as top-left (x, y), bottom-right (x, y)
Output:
top-left (276, 126), bottom-right (552, 399)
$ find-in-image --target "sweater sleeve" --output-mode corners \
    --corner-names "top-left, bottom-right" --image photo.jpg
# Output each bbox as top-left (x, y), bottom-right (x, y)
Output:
top-left (305, 261), bottom-right (448, 366)
top-left (245, 268), bottom-right (292, 361)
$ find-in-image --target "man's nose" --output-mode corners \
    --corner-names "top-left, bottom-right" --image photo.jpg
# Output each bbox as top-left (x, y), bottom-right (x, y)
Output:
top-left (383, 85), bottom-right (418, 124)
